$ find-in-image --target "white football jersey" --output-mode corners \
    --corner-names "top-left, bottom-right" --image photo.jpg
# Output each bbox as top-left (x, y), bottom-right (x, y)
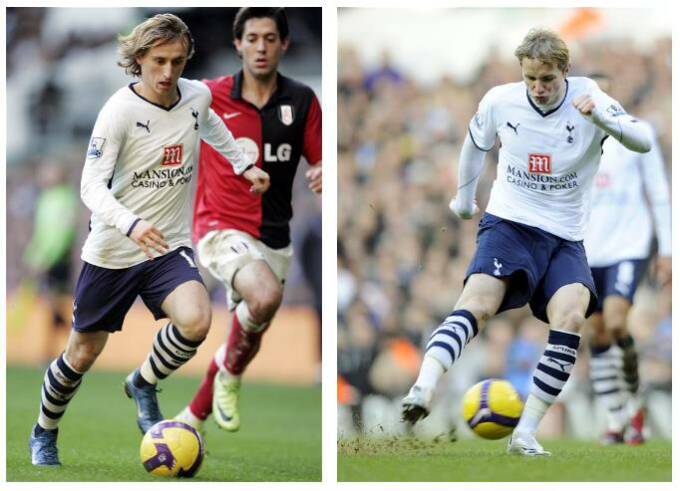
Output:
top-left (470, 77), bottom-right (628, 241)
top-left (81, 78), bottom-right (250, 269)
top-left (584, 121), bottom-right (671, 267)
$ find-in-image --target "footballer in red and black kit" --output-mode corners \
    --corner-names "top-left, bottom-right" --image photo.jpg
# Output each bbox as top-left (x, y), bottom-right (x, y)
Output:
top-left (193, 70), bottom-right (322, 248)
top-left (176, 7), bottom-right (321, 433)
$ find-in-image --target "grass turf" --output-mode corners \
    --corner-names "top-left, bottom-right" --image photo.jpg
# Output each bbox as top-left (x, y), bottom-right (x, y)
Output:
top-left (338, 435), bottom-right (671, 481)
top-left (8, 365), bottom-right (320, 481)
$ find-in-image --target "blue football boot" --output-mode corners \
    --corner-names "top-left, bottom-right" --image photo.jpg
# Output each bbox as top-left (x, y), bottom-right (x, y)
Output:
top-left (29, 424), bottom-right (61, 466)
top-left (124, 370), bottom-right (164, 434)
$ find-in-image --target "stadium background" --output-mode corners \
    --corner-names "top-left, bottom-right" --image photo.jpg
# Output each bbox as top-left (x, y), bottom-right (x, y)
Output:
top-left (5, 7), bottom-right (322, 481)
top-left (337, 7), bottom-right (671, 443)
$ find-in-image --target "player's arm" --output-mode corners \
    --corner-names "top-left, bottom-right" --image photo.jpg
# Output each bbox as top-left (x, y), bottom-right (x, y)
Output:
top-left (80, 105), bottom-right (168, 259)
top-left (449, 134), bottom-right (487, 219)
top-left (572, 94), bottom-right (651, 153)
top-left (639, 125), bottom-right (672, 286)
top-left (200, 108), bottom-right (270, 194)
top-left (450, 90), bottom-right (496, 219)
top-left (303, 93), bottom-right (322, 194)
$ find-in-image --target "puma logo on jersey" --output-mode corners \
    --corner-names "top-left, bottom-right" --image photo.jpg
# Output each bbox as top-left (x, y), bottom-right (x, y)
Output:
top-left (566, 123), bottom-right (575, 143)
top-left (222, 111), bottom-right (242, 120)
top-left (191, 108), bottom-right (199, 130)
top-left (506, 121), bottom-right (520, 135)
top-left (136, 120), bottom-right (151, 133)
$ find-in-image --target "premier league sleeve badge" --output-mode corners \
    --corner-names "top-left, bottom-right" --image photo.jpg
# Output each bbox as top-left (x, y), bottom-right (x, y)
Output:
top-left (86, 137), bottom-right (106, 159)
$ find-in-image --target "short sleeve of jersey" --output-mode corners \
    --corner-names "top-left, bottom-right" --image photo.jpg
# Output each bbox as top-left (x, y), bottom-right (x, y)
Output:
top-left (468, 88), bottom-right (498, 151)
top-left (303, 93), bottom-right (322, 165)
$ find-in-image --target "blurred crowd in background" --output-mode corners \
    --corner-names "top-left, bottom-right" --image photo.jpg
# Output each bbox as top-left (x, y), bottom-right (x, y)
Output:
top-left (6, 8), bottom-right (322, 317)
top-left (337, 10), bottom-right (671, 439)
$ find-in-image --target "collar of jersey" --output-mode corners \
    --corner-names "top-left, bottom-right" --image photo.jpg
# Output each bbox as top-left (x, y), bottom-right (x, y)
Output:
top-left (128, 82), bottom-right (183, 111)
top-left (231, 70), bottom-right (290, 108)
top-left (525, 79), bottom-right (569, 118)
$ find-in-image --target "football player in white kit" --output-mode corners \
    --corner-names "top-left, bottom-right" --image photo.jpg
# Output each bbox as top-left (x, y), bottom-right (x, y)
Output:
top-left (401, 28), bottom-right (651, 456)
top-left (29, 14), bottom-right (270, 466)
top-left (584, 73), bottom-right (671, 445)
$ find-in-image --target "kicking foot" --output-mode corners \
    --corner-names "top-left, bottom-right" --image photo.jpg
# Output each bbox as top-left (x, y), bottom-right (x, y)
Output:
top-left (507, 432), bottom-right (551, 456)
top-left (400, 385), bottom-right (433, 424)
top-left (29, 424), bottom-right (61, 466)
top-left (124, 371), bottom-right (163, 434)
top-left (213, 372), bottom-right (241, 432)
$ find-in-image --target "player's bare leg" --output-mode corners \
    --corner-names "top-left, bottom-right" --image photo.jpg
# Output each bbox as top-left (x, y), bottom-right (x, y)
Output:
top-left (127, 281), bottom-right (211, 434)
top-left (30, 330), bottom-right (108, 465)
top-left (210, 260), bottom-right (282, 431)
top-left (402, 273), bottom-right (507, 424)
top-left (508, 283), bottom-right (590, 456)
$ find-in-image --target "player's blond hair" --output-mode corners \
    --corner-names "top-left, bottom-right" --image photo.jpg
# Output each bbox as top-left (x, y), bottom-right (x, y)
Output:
top-left (117, 13), bottom-right (195, 77)
top-left (514, 28), bottom-right (570, 72)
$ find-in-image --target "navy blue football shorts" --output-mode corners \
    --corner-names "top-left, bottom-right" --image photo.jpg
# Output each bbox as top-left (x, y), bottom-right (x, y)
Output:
top-left (72, 247), bottom-right (205, 333)
top-left (465, 213), bottom-right (597, 323)
top-left (590, 259), bottom-right (647, 312)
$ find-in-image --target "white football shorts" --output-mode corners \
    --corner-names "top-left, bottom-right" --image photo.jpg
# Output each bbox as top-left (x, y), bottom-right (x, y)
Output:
top-left (197, 229), bottom-right (292, 310)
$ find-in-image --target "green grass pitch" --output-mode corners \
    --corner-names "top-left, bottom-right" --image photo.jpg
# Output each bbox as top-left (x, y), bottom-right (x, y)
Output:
top-left (7, 365), bottom-right (320, 481)
top-left (338, 434), bottom-right (671, 481)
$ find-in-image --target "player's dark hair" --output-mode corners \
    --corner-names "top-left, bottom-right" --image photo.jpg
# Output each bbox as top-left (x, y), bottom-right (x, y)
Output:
top-left (233, 8), bottom-right (289, 41)
top-left (117, 13), bottom-right (195, 77)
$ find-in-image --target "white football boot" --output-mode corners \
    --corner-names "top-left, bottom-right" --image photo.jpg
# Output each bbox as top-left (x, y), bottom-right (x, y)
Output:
top-left (174, 406), bottom-right (205, 432)
top-left (400, 385), bottom-right (434, 424)
top-left (507, 432), bottom-right (551, 456)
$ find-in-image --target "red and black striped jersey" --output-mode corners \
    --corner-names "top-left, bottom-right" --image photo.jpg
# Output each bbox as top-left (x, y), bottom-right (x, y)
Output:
top-left (193, 71), bottom-right (322, 248)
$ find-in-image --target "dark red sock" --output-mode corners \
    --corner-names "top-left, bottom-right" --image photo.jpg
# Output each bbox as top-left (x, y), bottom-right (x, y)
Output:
top-left (224, 311), bottom-right (266, 375)
top-left (188, 358), bottom-right (219, 420)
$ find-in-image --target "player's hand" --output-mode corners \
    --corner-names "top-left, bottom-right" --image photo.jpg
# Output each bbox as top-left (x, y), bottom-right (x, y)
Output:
top-left (129, 219), bottom-right (169, 260)
top-left (306, 165), bottom-right (322, 194)
top-left (573, 94), bottom-right (597, 118)
top-left (243, 166), bottom-right (270, 194)
top-left (655, 255), bottom-right (672, 288)
top-left (449, 196), bottom-right (479, 219)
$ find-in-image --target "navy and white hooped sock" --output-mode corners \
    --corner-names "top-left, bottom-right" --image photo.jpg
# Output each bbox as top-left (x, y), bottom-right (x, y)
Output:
top-left (139, 323), bottom-right (203, 385)
top-left (423, 309), bottom-right (478, 372)
top-left (531, 329), bottom-right (581, 403)
top-left (37, 353), bottom-right (84, 430)
top-left (590, 344), bottom-right (627, 432)
top-left (514, 329), bottom-right (581, 436)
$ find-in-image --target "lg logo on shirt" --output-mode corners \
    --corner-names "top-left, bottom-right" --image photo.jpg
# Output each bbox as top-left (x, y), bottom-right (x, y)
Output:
top-left (528, 153), bottom-right (551, 174)
top-left (264, 143), bottom-right (292, 163)
top-left (234, 138), bottom-right (292, 164)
